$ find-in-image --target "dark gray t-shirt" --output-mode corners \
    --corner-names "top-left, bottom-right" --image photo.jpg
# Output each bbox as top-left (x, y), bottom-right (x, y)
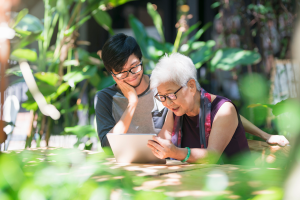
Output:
top-left (94, 82), bottom-right (168, 148)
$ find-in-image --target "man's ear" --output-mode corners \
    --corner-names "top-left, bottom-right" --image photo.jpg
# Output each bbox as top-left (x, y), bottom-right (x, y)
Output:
top-left (97, 50), bottom-right (102, 59)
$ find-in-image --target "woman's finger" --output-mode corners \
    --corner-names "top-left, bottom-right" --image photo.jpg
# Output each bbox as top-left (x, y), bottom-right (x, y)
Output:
top-left (148, 140), bottom-right (164, 152)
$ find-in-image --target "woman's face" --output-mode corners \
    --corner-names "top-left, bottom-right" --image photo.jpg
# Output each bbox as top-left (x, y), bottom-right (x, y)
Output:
top-left (157, 81), bottom-right (196, 116)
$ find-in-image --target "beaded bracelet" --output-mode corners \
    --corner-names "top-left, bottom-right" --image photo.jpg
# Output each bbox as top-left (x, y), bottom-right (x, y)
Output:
top-left (181, 147), bottom-right (191, 163)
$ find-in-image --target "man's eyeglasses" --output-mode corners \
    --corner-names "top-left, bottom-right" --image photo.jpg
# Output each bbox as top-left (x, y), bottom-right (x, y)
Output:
top-left (154, 86), bottom-right (183, 102)
top-left (111, 61), bottom-right (143, 80)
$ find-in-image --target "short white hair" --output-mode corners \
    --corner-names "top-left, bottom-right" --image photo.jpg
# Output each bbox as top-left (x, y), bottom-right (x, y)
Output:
top-left (150, 53), bottom-right (201, 90)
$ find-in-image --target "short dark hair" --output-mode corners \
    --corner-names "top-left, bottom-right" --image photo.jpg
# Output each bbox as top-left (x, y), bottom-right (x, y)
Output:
top-left (101, 33), bottom-right (142, 73)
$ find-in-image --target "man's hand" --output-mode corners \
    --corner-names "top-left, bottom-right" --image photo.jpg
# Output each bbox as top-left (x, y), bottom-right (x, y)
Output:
top-left (113, 77), bottom-right (138, 105)
top-left (147, 136), bottom-right (177, 159)
top-left (266, 135), bottom-right (290, 146)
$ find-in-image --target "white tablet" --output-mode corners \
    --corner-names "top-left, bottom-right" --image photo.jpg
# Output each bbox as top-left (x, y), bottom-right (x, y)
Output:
top-left (107, 133), bottom-right (166, 164)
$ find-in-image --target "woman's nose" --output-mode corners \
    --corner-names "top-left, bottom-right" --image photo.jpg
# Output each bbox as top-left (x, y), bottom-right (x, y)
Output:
top-left (165, 98), bottom-right (173, 106)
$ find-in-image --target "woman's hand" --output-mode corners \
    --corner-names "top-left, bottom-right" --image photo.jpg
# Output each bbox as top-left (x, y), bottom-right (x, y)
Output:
top-left (147, 136), bottom-right (177, 159)
top-left (266, 135), bottom-right (289, 146)
top-left (113, 77), bottom-right (138, 105)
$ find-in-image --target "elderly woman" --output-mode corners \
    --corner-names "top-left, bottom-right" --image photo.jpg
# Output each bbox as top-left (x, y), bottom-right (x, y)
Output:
top-left (148, 53), bottom-right (252, 164)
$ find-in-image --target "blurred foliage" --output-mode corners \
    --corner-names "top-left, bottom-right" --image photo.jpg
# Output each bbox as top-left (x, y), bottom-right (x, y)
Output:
top-left (0, 146), bottom-right (291, 199)
top-left (7, 0), bottom-right (132, 149)
top-left (129, 3), bottom-right (261, 74)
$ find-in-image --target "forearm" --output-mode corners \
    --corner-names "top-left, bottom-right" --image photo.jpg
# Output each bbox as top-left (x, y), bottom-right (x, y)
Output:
top-left (110, 102), bottom-right (137, 134)
top-left (240, 115), bottom-right (270, 140)
top-left (171, 147), bottom-right (209, 163)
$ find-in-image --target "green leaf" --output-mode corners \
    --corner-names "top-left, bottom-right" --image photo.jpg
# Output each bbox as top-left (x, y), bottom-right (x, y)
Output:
top-left (56, 83), bottom-right (70, 96)
top-left (147, 3), bottom-right (165, 42)
top-left (272, 98), bottom-right (300, 116)
top-left (12, 31), bottom-right (42, 50)
top-left (210, 48), bottom-right (261, 71)
top-left (89, 74), bottom-right (101, 88)
top-left (247, 103), bottom-right (274, 109)
top-left (211, 2), bottom-right (221, 9)
top-left (65, 125), bottom-right (96, 139)
top-left (63, 66), bottom-right (97, 83)
top-left (129, 15), bottom-right (150, 59)
top-left (190, 40), bottom-right (216, 67)
top-left (187, 22), bottom-right (212, 45)
top-left (35, 72), bottom-right (60, 86)
top-left (22, 100), bottom-right (38, 111)
top-left (12, 9), bottom-right (29, 28)
top-left (147, 37), bottom-right (165, 58)
top-left (92, 10), bottom-right (114, 35)
top-left (64, 16), bottom-right (91, 36)
top-left (180, 22), bottom-right (201, 45)
top-left (97, 74), bottom-right (115, 90)
top-left (108, 0), bottom-right (134, 7)
top-left (164, 42), bottom-right (174, 53)
top-left (56, 0), bottom-right (73, 14)
top-left (36, 82), bottom-right (58, 96)
top-left (11, 49), bottom-right (37, 62)
top-left (15, 14), bottom-right (44, 33)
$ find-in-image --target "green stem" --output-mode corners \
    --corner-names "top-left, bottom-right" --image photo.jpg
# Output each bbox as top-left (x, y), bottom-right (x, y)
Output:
top-left (173, 29), bottom-right (183, 53)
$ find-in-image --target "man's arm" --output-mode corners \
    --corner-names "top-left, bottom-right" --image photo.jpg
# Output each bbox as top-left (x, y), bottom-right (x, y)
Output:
top-left (240, 115), bottom-right (289, 146)
top-left (109, 78), bottom-right (138, 134)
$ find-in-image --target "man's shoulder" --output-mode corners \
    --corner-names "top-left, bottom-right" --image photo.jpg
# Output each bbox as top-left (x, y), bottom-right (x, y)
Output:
top-left (96, 85), bottom-right (118, 98)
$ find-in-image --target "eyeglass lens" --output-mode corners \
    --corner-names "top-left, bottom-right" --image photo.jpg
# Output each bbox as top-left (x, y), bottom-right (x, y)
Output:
top-left (115, 64), bottom-right (142, 79)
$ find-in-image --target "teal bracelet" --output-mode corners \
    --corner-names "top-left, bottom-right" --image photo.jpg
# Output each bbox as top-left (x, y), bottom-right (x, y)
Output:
top-left (181, 147), bottom-right (191, 163)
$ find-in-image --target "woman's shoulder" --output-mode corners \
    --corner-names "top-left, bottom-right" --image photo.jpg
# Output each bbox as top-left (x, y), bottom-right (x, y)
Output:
top-left (209, 94), bottom-right (232, 105)
top-left (209, 94), bottom-right (237, 123)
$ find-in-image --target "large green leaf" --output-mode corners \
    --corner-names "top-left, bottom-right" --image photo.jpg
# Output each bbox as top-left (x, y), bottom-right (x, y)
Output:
top-left (92, 10), bottom-right (114, 35)
top-left (63, 66), bottom-right (97, 83)
top-left (147, 3), bottom-right (165, 42)
top-left (35, 72), bottom-right (60, 86)
top-left (146, 37), bottom-right (165, 59)
top-left (11, 49), bottom-right (37, 62)
top-left (249, 99), bottom-right (300, 117)
top-left (36, 82), bottom-right (58, 97)
top-left (129, 15), bottom-right (150, 59)
top-left (97, 74), bottom-right (115, 90)
top-left (190, 40), bottom-right (216, 67)
top-left (89, 74), bottom-right (101, 88)
top-left (15, 14), bottom-right (44, 33)
top-left (11, 9), bottom-right (29, 28)
top-left (210, 48), bottom-right (261, 71)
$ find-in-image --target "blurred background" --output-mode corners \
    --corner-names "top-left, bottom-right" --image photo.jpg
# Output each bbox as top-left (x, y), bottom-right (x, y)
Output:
top-left (1, 0), bottom-right (300, 200)
top-left (0, 0), bottom-right (298, 153)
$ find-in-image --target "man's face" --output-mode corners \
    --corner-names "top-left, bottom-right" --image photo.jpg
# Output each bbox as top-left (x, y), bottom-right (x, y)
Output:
top-left (111, 54), bottom-right (143, 88)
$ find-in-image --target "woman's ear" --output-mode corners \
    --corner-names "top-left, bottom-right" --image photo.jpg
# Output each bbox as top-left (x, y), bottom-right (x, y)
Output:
top-left (187, 79), bottom-right (197, 95)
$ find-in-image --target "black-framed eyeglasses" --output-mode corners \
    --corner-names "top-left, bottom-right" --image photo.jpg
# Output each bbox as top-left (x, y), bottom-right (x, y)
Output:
top-left (111, 61), bottom-right (143, 80)
top-left (154, 86), bottom-right (183, 102)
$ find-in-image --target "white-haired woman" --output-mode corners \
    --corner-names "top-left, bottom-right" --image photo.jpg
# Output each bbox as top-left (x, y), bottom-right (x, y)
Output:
top-left (147, 53), bottom-right (288, 164)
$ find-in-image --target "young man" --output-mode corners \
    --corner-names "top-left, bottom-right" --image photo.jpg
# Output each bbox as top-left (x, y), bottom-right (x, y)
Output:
top-left (94, 33), bottom-right (289, 149)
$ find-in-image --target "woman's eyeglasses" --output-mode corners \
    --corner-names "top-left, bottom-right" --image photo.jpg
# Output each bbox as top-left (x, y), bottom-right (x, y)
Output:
top-left (154, 86), bottom-right (183, 102)
top-left (111, 61), bottom-right (143, 80)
